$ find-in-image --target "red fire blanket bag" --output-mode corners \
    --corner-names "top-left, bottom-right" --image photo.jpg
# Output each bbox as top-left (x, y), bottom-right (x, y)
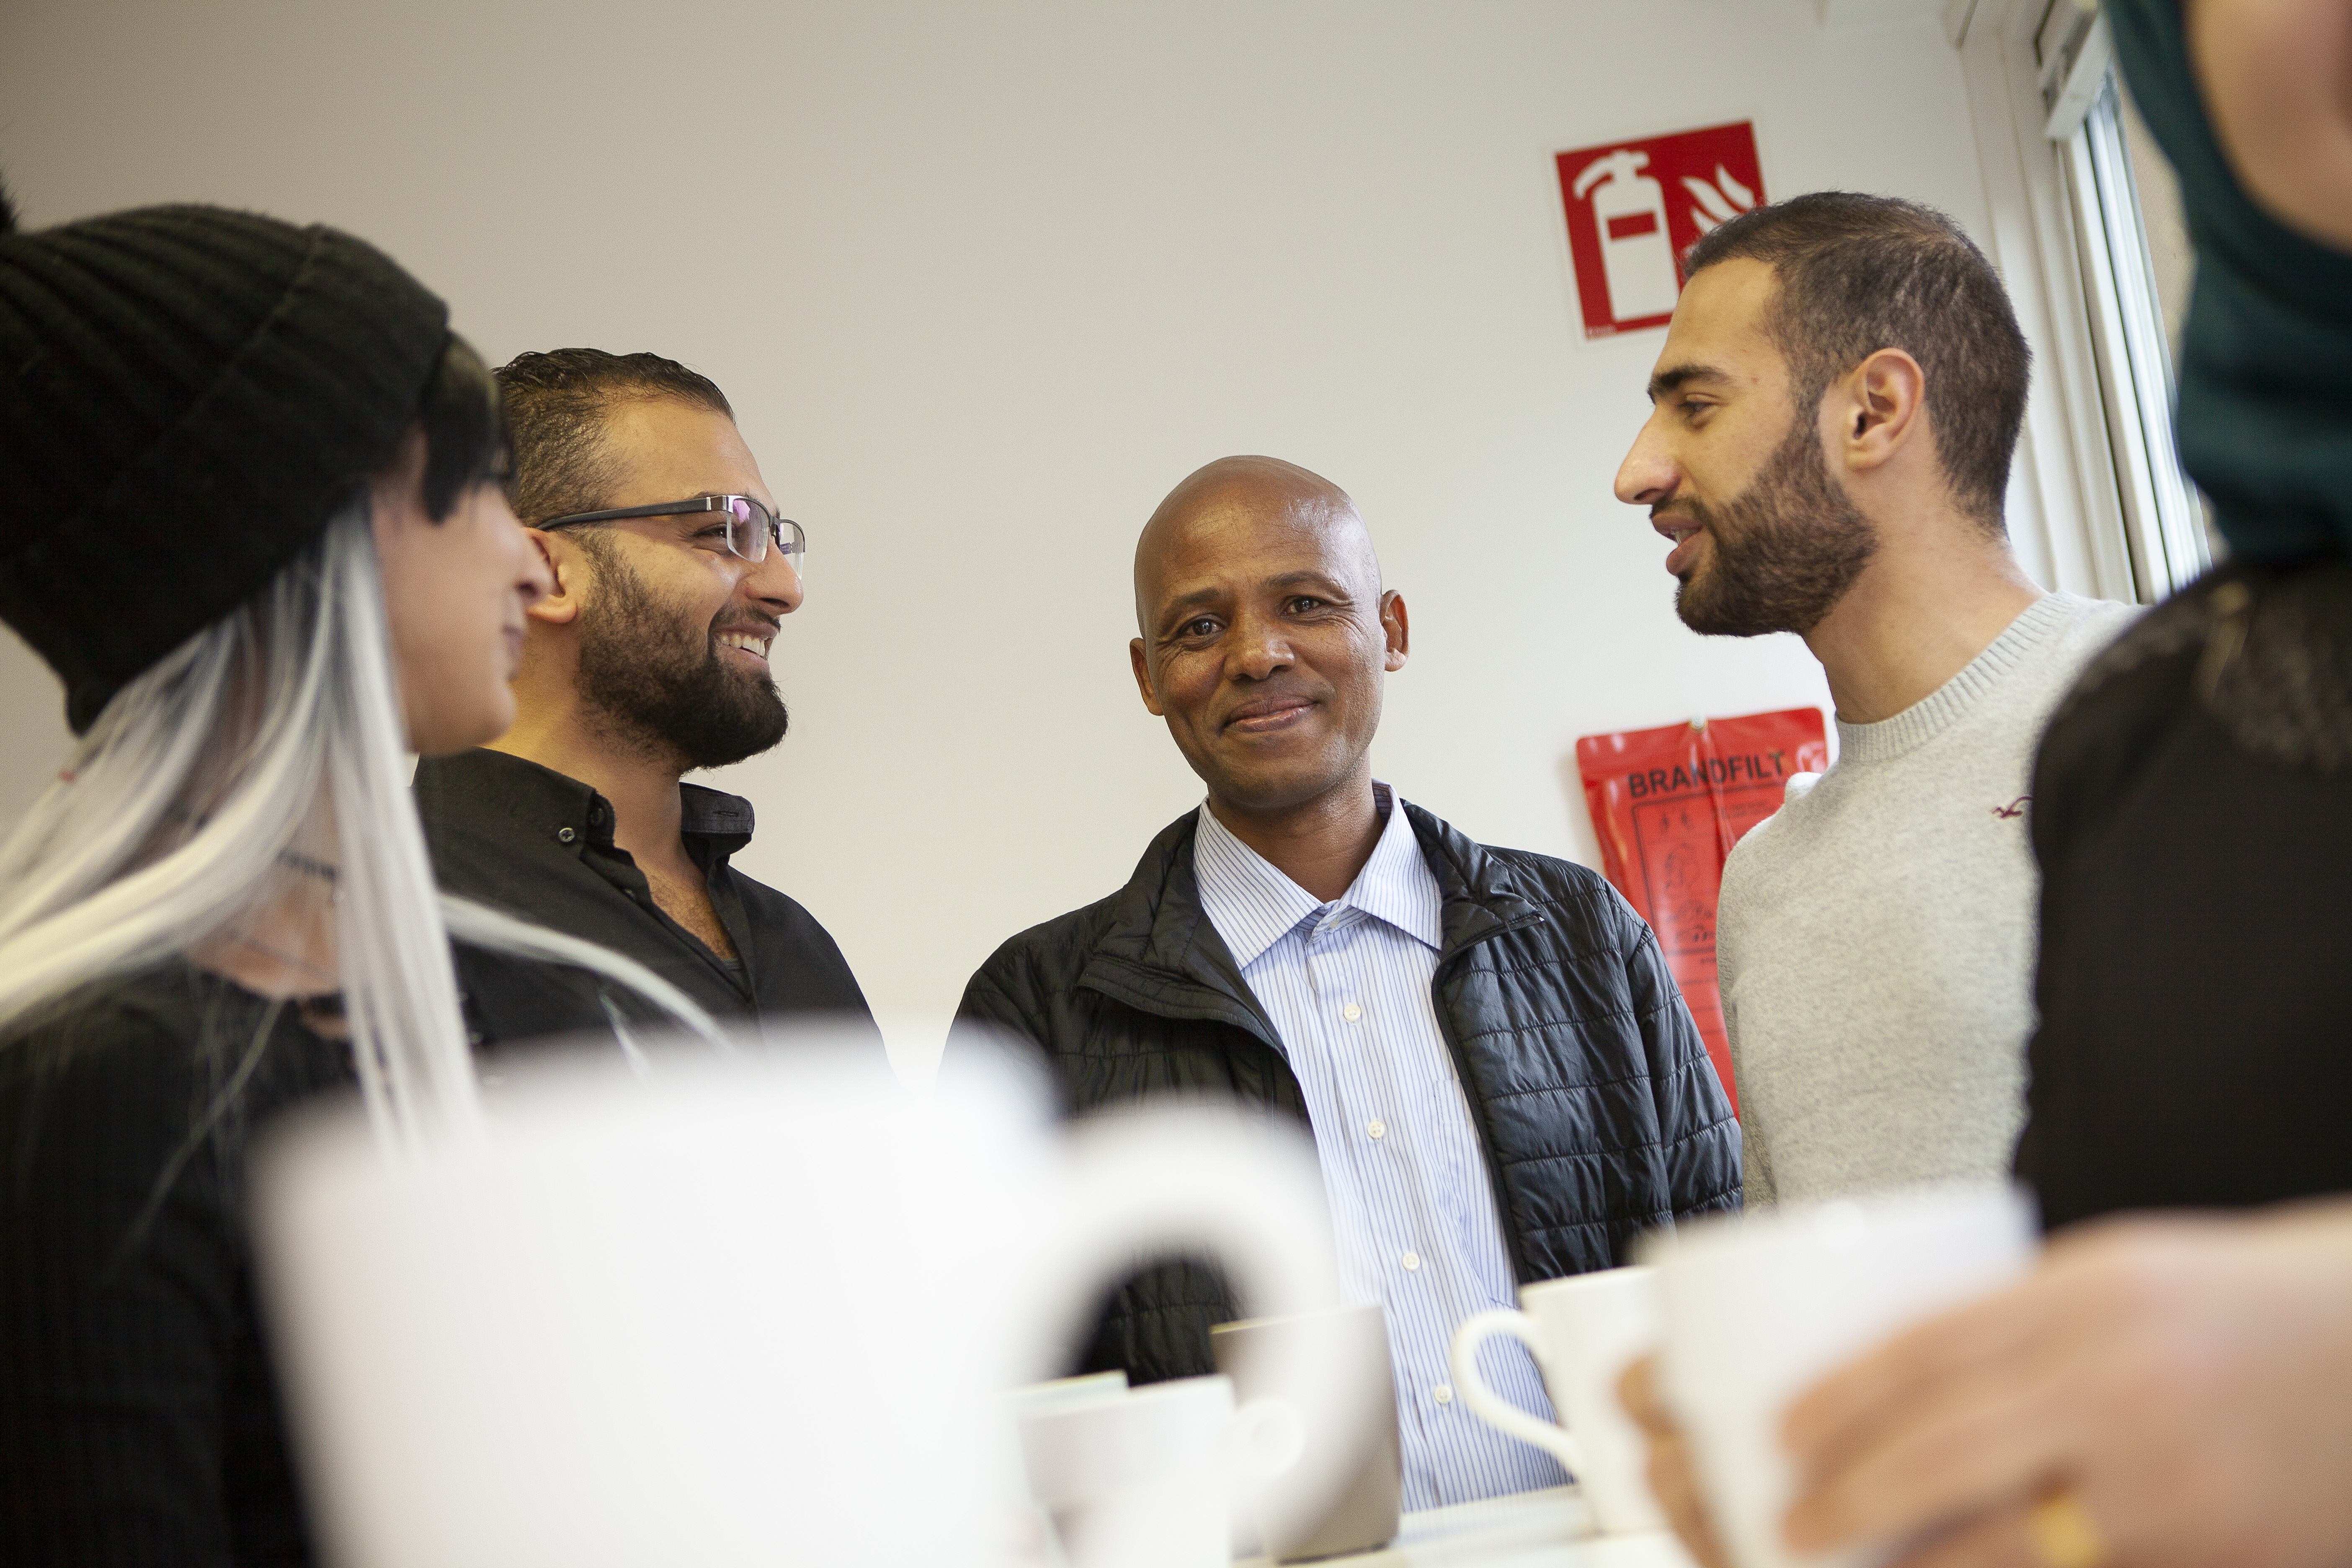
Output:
top-left (1573, 707), bottom-right (1828, 1114)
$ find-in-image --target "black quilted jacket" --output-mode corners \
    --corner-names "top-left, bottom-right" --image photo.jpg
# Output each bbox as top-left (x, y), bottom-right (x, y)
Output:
top-left (954, 802), bottom-right (1741, 1384)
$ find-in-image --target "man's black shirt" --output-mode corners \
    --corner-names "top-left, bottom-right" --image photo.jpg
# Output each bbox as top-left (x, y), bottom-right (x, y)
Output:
top-left (415, 748), bottom-right (874, 1044)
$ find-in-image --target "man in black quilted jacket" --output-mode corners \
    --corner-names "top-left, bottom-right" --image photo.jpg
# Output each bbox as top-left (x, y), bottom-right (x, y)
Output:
top-left (955, 455), bottom-right (1739, 1509)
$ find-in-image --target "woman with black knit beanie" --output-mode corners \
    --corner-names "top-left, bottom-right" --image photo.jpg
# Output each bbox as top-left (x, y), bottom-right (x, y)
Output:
top-left (0, 191), bottom-right (715, 1562)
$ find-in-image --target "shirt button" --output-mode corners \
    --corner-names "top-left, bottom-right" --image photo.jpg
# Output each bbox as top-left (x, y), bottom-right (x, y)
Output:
top-left (557, 826), bottom-right (578, 844)
top-left (1401, 1250), bottom-right (1421, 1271)
top-left (1342, 1003), bottom-right (1362, 1022)
top-left (1367, 1119), bottom-right (1387, 1140)
top-left (1433, 1383), bottom-right (1455, 1406)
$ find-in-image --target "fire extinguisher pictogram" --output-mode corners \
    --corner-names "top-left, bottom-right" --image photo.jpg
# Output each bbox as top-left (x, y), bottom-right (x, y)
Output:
top-left (1571, 150), bottom-right (1679, 325)
top-left (1555, 120), bottom-right (1767, 339)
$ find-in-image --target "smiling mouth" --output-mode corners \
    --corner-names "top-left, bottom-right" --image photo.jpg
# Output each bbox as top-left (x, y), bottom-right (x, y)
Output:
top-left (1653, 513), bottom-right (1704, 577)
top-left (1224, 698), bottom-right (1314, 734)
top-left (715, 629), bottom-right (773, 663)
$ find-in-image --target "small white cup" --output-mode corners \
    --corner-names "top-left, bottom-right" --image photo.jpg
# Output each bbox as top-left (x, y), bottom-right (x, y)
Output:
top-left (1017, 1374), bottom-right (1301, 1568)
top-left (1006, 1370), bottom-right (1130, 1423)
top-left (1212, 1303), bottom-right (1400, 1561)
top-left (1640, 1184), bottom-right (2036, 1568)
top-left (1003, 1373), bottom-right (1132, 1564)
top-left (1450, 1265), bottom-right (1666, 1535)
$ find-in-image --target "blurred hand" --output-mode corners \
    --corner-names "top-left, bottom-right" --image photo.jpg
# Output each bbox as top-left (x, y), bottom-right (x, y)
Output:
top-left (1618, 1354), bottom-right (1731, 1568)
top-left (1780, 1199), bottom-right (2352, 1568)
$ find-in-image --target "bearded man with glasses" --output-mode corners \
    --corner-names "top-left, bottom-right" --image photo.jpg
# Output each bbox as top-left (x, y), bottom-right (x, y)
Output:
top-left (415, 348), bottom-right (874, 1043)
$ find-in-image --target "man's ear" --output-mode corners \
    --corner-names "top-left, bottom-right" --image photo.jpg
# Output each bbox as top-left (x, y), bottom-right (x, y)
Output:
top-left (524, 529), bottom-right (585, 627)
top-left (1129, 638), bottom-right (1166, 717)
top-left (1380, 590), bottom-right (1410, 673)
top-left (1836, 348), bottom-right (1927, 475)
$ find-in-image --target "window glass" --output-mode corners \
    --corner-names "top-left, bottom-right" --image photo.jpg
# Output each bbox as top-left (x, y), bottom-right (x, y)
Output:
top-left (2116, 85), bottom-right (2193, 361)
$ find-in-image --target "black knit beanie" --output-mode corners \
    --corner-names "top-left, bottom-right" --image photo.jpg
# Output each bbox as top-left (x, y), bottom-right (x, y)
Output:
top-left (0, 185), bottom-right (452, 731)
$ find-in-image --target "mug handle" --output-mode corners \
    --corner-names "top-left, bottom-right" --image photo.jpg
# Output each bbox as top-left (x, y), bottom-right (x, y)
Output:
top-left (1449, 1309), bottom-right (1586, 1475)
top-left (1021, 1106), bottom-right (1368, 1551)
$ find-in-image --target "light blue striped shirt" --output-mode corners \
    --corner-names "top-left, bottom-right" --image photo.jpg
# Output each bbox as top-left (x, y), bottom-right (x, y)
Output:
top-left (1193, 787), bottom-right (1567, 1509)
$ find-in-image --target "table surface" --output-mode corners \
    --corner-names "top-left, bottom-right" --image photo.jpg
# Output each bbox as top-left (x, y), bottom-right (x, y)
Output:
top-left (1240, 1487), bottom-right (1698, 1568)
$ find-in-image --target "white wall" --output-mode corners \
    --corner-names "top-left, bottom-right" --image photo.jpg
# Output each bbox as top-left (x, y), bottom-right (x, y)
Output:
top-left (0, 1), bottom-right (1989, 1021)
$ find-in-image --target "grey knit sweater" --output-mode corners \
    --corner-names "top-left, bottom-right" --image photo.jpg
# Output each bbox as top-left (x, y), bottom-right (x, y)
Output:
top-left (1717, 593), bottom-right (2137, 1206)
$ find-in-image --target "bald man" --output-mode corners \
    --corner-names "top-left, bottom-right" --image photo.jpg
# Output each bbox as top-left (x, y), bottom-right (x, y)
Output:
top-left (956, 457), bottom-right (1739, 1511)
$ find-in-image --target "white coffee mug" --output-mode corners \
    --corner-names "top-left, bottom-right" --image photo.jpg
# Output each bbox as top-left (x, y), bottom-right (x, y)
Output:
top-left (252, 1027), bottom-right (1368, 1568)
top-left (1003, 1373), bottom-right (1130, 1564)
top-left (1450, 1265), bottom-right (1666, 1534)
top-left (1640, 1184), bottom-right (2037, 1568)
top-left (1007, 1370), bottom-right (1131, 1423)
top-left (1212, 1303), bottom-right (1401, 1562)
top-left (1019, 1374), bottom-right (1299, 1568)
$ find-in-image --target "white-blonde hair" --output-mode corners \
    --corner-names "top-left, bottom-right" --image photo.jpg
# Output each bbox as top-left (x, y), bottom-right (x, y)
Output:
top-left (0, 499), bottom-right (719, 1149)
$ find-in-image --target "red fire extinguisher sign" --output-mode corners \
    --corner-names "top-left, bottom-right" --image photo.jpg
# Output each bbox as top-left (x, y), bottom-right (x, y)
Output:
top-left (1556, 120), bottom-right (1766, 339)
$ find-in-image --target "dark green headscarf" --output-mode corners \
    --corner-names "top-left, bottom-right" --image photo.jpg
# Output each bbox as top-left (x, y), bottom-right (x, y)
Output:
top-left (2110, 0), bottom-right (2352, 562)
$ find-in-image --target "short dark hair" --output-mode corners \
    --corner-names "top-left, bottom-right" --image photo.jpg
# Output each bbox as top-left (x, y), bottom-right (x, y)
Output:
top-left (493, 348), bottom-right (734, 524)
top-left (1683, 191), bottom-right (2029, 529)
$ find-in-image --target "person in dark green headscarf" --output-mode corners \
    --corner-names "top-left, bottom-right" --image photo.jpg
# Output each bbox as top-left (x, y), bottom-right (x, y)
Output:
top-left (2117, 0), bottom-right (2352, 562)
top-left (2014, 0), bottom-right (2352, 1249)
top-left (1618, 4), bottom-right (2352, 1567)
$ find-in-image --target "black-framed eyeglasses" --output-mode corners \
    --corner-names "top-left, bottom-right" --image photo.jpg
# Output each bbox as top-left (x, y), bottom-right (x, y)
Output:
top-left (538, 494), bottom-right (805, 575)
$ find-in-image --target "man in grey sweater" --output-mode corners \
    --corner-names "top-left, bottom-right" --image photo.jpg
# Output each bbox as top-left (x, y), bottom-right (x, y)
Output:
top-left (1611, 193), bottom-right (2134, 1205)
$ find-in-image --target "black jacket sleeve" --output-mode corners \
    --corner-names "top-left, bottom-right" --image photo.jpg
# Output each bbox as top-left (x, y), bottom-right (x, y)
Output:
top-left (0, 1003), bottom-right (318, 1567)
top-left (1614, 889), bottom-right (1743, 1225)
top-left (951, 953), bottom-right (1041, 1051)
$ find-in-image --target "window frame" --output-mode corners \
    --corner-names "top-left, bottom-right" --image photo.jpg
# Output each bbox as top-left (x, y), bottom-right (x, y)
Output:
top-left (1949, 0), bottom-right (2207, 604)
top-left (2062, 70), bottom-right (2213, 596)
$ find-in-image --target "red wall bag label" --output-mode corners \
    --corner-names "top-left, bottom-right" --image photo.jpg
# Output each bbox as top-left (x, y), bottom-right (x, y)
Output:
top-left (1574, 707), bottom-right (1828, 1114)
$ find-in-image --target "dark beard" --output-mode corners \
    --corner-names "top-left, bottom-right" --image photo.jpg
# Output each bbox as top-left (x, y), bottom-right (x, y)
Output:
top-left (573, 539), bottom-right (789, 771)
top-left (1671, 413), bottom-right (1878, 637)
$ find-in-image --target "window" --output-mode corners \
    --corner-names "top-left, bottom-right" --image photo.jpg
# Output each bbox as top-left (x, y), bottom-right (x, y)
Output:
top-left (2039, 0), bottom-right (2213, 597)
